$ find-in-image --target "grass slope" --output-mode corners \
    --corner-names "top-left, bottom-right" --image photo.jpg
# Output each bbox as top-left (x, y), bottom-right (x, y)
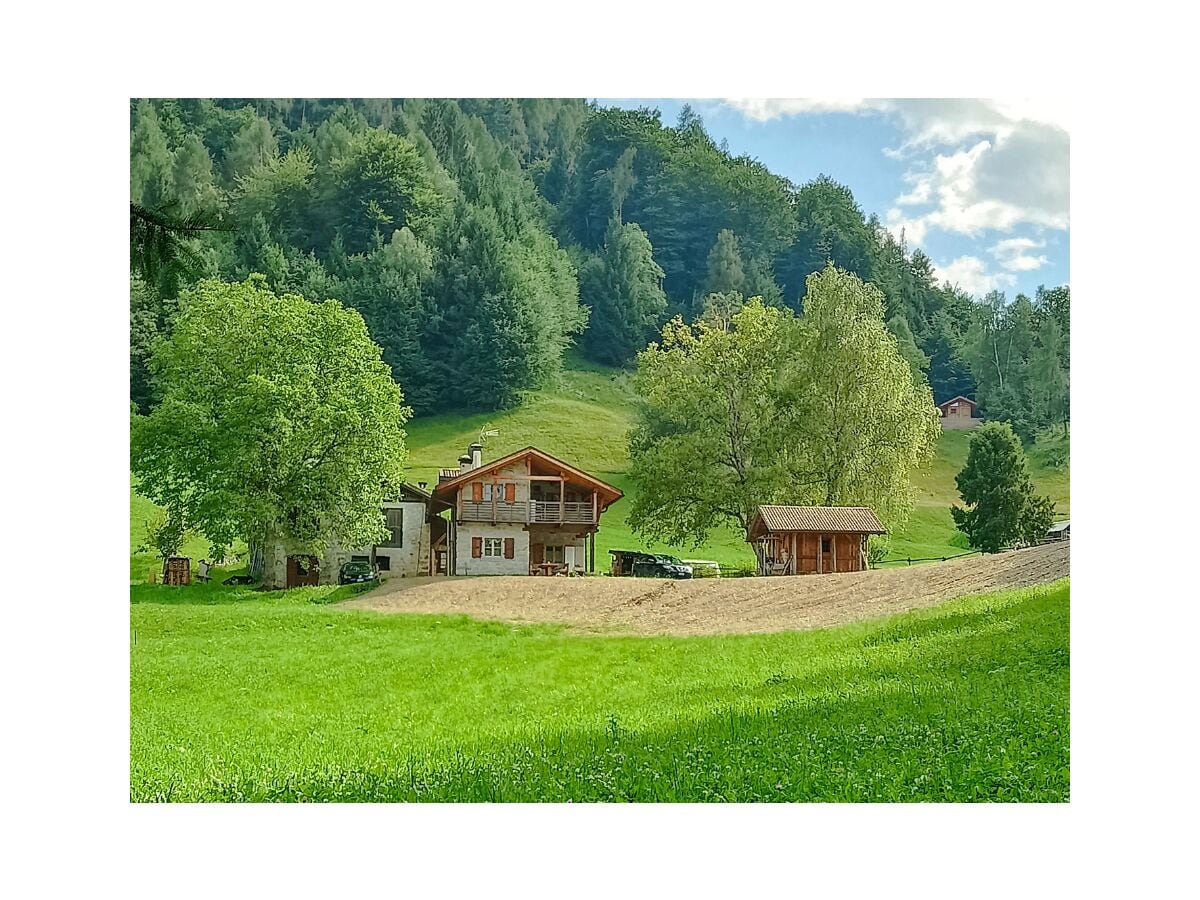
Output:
top-left (130, 359), bottom-right (1069, 575)
top-left (130, 578), bottom-right (1070, 802)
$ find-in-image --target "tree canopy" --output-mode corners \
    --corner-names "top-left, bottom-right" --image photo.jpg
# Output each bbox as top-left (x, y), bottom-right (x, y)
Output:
top-left (628, 267), bottom-right (940, 549)
top-left (130, 276), bottom-right (411, 586)
top-left (129, 98), bottom-right (1068, 435)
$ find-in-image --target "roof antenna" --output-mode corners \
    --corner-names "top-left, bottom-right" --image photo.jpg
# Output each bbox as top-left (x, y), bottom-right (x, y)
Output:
top-left (479, 424), bottom-right (499, 444)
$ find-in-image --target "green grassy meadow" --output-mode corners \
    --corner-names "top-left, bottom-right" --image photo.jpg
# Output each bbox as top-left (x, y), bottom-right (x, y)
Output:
top-left (131, 578), bottom-right (1069, 802)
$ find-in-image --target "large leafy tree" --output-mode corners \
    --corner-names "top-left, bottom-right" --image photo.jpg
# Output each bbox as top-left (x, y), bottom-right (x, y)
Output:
top-left (131, 276), bottom-right (411, 587)
top-left (628, 300), bottom-right (798, 545)
top-left (951, 422), bottom-right (1055, 553)
top-left (628, 268), bottom-right (939, 548)
top-left (782, 265), bottom-right (940, 525)
top-left (579, 219), bottom-right (667, 365)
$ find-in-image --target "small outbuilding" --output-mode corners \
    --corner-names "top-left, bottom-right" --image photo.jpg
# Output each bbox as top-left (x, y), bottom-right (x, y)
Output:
top-left (1045, 520), bottom-right (1070, 542)
top-left (747, 505), bottom-right (886, 576)
top-left (938, 395), bottom-right (980, 429)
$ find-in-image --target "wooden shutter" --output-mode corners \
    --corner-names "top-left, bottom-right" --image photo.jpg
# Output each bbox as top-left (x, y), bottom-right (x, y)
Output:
top-left (503, 537), bottom-right (515, 559)
top-left (504, 482), bottom-right (516, 503)
top-left (471, 482), bottom-right (484, 502)
top-left (471, 536), bottom-right (483, 558)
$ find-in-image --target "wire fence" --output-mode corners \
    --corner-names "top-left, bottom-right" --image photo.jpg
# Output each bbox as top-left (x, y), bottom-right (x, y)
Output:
top-left (872, 537), bottom-right (1068, 568)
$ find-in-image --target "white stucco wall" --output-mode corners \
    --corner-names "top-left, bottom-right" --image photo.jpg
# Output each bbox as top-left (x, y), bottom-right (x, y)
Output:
top-left (455, 523), bottom-right (531, 575)
top-left (348, 500), bottom-right (428, 579)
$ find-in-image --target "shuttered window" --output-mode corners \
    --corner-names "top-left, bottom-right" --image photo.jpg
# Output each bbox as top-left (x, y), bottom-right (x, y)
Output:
top-left (504, 483), bottom-right (516, 503)
top-left (503, 537), bottom-right (515, 559)
top-left (380, 508), bottom-right (404, 547)
top-left (483, 537), bottom-right (503, 557)
top-left (471, 536), bottom-right (483, 558)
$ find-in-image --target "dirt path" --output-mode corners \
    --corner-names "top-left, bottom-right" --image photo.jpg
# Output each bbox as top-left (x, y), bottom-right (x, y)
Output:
top-left (337, 542), bottom-right (1069, 636)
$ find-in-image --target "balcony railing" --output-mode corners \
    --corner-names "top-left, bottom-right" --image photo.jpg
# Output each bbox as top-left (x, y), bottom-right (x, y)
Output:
top-left (459, 499), bottom-right (595, 524)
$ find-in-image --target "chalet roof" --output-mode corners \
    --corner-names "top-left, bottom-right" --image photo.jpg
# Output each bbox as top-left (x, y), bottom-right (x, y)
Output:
top-left (938, 395), bottom-right (976, 408)
top-left (430, 446), bottom-right (624, 509)
top-left (750, 505), bottom-right (887, 537)
top-left (438, 469), bottom-right (459, 481)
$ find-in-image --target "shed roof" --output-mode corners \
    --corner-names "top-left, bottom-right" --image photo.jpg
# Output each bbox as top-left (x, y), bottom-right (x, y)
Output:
top-left (749, 505), bottom-right (887, 538)
top-left (938, 395), bottom-right (976, 409)
top-left (1047, 520), bottom-right (1071, 534)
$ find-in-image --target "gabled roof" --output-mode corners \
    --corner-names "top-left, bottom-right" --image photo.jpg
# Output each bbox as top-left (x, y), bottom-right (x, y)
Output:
top-left (749, 505), bottom-right (887, 539)
top-left (394, 482), bottom-right (431, 502)
top-left (1047, 520), bottom-right (1071, 533)
top-left (431, 446), bottom-right (624, 509)
top-left (938, 395), bottom-right (976, 408)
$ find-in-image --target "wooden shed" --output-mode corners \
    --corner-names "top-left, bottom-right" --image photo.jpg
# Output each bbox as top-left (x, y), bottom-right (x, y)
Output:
top-left (938, 395), bottom-right (979, 429)
top-left (747, 506), bottom-right (886, 576)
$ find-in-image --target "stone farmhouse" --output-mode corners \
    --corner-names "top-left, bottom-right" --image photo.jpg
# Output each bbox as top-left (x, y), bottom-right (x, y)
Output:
top-left (268, 443), bottom-right (622, 586)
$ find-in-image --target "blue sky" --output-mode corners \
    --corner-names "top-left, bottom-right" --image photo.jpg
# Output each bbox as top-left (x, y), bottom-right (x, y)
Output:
top-left (598, 98), bottom-right (1070, 301)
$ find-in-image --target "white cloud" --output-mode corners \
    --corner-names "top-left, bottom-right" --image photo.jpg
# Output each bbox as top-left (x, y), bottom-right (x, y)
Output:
top-left (933, 255), bottom-right (1016, 296)
top-left (991, 237), bottom-right (1049, 272)
top-left (884, 208), bottom-right (929, 246)
top-left (721, 97), bottom-right (1070, 247)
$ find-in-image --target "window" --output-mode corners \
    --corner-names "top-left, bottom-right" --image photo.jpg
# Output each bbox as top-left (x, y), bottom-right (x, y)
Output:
top-left (483, 537), bottom-right (504, 557)
top-left (380, 507), bottom-right (404, 547)
top-left (376, 554), bottom-right (391, 571)
top-left (821, 537), bottom-right (831, 553)
top-left (544, 545), bottom-right (565, 563)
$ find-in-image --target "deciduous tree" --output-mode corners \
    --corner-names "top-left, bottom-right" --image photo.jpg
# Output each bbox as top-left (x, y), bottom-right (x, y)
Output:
top-left (131, 276), bottom-right (411, 587)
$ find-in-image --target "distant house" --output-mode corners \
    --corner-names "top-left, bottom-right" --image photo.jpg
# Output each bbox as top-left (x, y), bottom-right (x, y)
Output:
top-left (430, 443), bottom-right (623, 575)
top-left (747, 505), bottom-right (886, 576)
top-left (938, 395), bottom-right (980, 429)
top-left (1045, 520), bottom-right (1071, 542)
top-left (265, 482), bottom-right (435, 588)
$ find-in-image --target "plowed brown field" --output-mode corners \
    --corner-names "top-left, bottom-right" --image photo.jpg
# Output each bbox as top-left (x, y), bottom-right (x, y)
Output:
top-left (338, 541), bottom-right (1069, 636)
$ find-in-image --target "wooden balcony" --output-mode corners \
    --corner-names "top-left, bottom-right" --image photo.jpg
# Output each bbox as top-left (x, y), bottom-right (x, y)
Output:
top-left (459, 499), bottom-right (596, 525)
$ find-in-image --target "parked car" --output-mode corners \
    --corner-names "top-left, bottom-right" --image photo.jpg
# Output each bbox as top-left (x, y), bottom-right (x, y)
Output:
top-left (338, 560), bottom-right (379, 585)
top-left (632, 554), bottom-right (693, 579)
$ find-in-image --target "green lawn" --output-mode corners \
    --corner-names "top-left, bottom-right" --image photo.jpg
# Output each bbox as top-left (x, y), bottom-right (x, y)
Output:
top-left (130, 578), bottom-right (1070, 802)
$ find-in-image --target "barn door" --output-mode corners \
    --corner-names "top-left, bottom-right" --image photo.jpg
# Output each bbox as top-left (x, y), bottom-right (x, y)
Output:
top-left (820, 537), bottom-right (833, 574)
top-left (287, 554), bottom-right (319, 588)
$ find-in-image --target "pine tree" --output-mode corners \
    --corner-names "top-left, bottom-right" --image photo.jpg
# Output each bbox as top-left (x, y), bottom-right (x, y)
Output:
top-left (171, 133), bottom-right (220, 216)
top-left (952, 422), bottom-right (1054, 552)
top-left (703, 228), bottom-right (745, 300)
top-left (580, 220), bottom-right (667, 365)
top-left (130, 100), bottom-right (174, 208)
top-left (224, 115), bottom-right (278, 183)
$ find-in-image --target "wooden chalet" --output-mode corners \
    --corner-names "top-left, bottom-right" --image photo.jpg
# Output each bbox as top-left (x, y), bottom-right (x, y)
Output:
top-left (747, 505), bottom-right (886, 576)
top-left (430, 444), bottom-right (623, 576)
top-left (938, 395), bottom-right (980, 429)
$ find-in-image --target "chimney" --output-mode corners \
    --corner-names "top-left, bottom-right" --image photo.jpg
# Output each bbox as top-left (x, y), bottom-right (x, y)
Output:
top-left (417, 481), bottom-right (427, 491)
top-left (469, 442), bottom-right (483, 470)
top-left (458, 454), bottom-right (472, 472)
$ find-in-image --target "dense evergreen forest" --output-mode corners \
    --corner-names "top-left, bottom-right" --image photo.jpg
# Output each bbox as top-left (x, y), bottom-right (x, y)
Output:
top-left (130, 98), bottom-right (1069, 438)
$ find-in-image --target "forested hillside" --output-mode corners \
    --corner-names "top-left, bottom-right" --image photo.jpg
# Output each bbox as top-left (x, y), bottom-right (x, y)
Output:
top-left (130, 98), bottom-right (1069, 438)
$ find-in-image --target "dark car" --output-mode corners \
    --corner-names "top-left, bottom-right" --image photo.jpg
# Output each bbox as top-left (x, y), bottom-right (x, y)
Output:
top-left (631, 554), bottom-right (693, 579)
top-left (338, 560), bottom-right (378, 585)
